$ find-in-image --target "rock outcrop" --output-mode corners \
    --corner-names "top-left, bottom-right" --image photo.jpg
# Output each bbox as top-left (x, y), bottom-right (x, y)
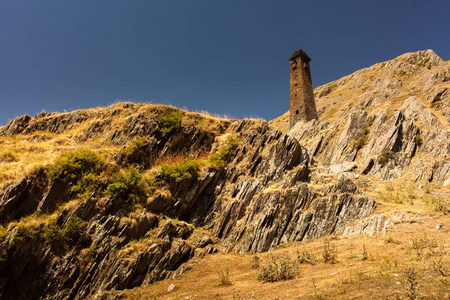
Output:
top-left (272, 50), bottom-right (450, 185)
top-left (0, 104), bottom-right (375, 299)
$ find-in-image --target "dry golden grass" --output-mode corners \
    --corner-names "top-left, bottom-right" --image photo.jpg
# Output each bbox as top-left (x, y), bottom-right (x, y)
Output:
top-left (0, 102), bottom-right (237, 189)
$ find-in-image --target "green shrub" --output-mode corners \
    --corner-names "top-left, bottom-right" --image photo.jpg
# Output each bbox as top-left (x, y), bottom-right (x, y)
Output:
top-left (414, 134), bottom-right (423, 146)
top-left (63, 215), bottom-right (87, 241)
top-left (71, 172), bottom-right (104, 200)
top-left (80, 244), bottom-right (98, 262)
top-left (378, 150), bottom-right (394, 166)
top-left (256, 254), bottom-right (298, 282)
top-left (122, 137), bottom-right (151, 168)
top-left (158, 107), bottom-right (183, 134)
top-left (44, 219), bottom-right (65, 251)
top-left (160, 158), bottom-right (201, 183)
top-left (10, 223), bottom-right (42, 246)
top-left (208, 135), bottom-right (239, 169)
top-left (48, 150), bottom-right (105, 181)
top-left (107, 166), bottom-right (144, 197)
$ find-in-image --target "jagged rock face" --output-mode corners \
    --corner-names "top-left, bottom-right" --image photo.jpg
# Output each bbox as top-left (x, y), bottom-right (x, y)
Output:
top-left (280, 50), bottom-right (450, 185)
top-left (0, 107), bottom-right (375, 299)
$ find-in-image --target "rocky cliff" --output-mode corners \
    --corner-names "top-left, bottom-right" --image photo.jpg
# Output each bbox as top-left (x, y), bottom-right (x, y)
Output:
top-left (0, 103), bottom-right (375, 299)
top-left (271, 49), bottom-right (450, 186)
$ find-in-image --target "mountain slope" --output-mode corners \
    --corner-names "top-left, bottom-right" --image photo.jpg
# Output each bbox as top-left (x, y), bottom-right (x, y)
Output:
top-left (271, 49), bottom-right (450, 185)
top-left (0, 103), bottom-right (374, 299)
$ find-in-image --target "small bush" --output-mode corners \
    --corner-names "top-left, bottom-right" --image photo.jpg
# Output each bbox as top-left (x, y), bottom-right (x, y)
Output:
top-left (217, 268), bottom-right (232, 286)
top-left (409, 234), bottom-right (437, 258)
top-left (158, 107), bottom-right (183, 134)
top-left (431, 197), bottom-right (450, 215)
top-left (251, 255), bottom-right (260, 269)
top-left (160, 158), bottom-right (201, 183)
top-left (360, 245), bottom-right (368, 261)
top-left (63, 215), bottom-right (87, 242)
top-left (107, 166), bottom-right (144, 197)
top-left (297, 248), bottom-right (316, 265)
top-left (257, 254), bottom-right (298, 282)
top-left (322, 239), bottom-right (336, 263)
top-left (208, 135), bottom-right (239, 169)
top-left (44, 219), bottom-right (65, 252)
top-left (378, 150), bottom-right (394, 166)
top-left (48, 150), bottom-right (105, 181)
top-left (80, 244), bottom-right (97, 262)
top-left (121, 137), bottom-right (151, 168)
top-left (10, 222), bottom-right (42, 246)
top-left (404, 267), bottom-right (420, 300)
top-left (354, 135), bottom-right (368, 150)
top-left (414, 134), bottom-right (423, 146)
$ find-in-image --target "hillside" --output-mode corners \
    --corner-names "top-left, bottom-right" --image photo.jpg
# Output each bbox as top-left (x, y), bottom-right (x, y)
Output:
top-left (0, 50), bottom-right (448, 299)
top-left (271, 49), bottom-right (450, 186)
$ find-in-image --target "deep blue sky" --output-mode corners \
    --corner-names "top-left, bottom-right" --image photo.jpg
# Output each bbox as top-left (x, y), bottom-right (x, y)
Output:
top-left (1, 0), bottom-right (449, 125)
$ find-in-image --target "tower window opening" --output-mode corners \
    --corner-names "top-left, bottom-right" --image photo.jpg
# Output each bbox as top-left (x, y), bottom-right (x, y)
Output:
top-left (292, 66), bottom-right (297, 71)
top-left (296, 110), bottom-right (299, 115)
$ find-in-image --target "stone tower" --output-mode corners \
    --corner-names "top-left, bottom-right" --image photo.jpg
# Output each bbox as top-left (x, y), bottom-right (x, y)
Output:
top-left (289, 49), bottom-right (318, 128)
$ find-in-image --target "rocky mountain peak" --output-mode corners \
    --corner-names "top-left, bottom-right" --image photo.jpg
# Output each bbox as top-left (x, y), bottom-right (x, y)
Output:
top-left (395, 49), bottom-right (446, 68)
top-left (271, 49), bottom-right (450, 187)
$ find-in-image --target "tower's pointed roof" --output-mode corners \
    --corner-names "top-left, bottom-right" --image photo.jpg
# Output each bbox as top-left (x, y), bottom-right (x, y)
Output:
top-left (289, 49), bottom-right (311, 62)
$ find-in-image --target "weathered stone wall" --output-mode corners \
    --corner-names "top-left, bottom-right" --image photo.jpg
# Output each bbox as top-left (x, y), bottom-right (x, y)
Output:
top-left (289, 49), bottom-right (318, 128)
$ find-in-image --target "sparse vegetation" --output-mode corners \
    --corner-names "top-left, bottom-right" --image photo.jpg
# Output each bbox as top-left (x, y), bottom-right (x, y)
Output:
top-left (404, 267), bottom-right (420, 300)
top-left (0, 225), bottom-right (8, 243)
top-left (408, 234), bottom-right (437, 259)
top-left (378, 150), bottom-right (394, 166)
top-left (217, 268), bottom-right (232, 286)
top-left (414, 134), bottom-right (423, 146)
top-left (297, 247), bottom-right (316, 265)
top-left (430, 196), bottom-right (450, 214)
top-left (354, 116), bottom-right (372, 151)
top-left (48, 149), bottom-right (105, 181)
top-left (121, 137), bottom-right (151, 168)
top-left (160, 158), bottom-right (202, 183)
top-left (157, 107), bottom-right (183, 134)
top-left (208, 134), bottom-right (239, 169)
top-left (256, 254), bottom-right (298, 282)
top-left (106, 166), bottom-right (144, 197)
top-left (321, 239), bottom-right (336, 263)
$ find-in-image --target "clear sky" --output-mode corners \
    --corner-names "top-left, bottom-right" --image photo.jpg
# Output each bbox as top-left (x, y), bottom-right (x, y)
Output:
top-left (1, 0), bottom-right (449, 125)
